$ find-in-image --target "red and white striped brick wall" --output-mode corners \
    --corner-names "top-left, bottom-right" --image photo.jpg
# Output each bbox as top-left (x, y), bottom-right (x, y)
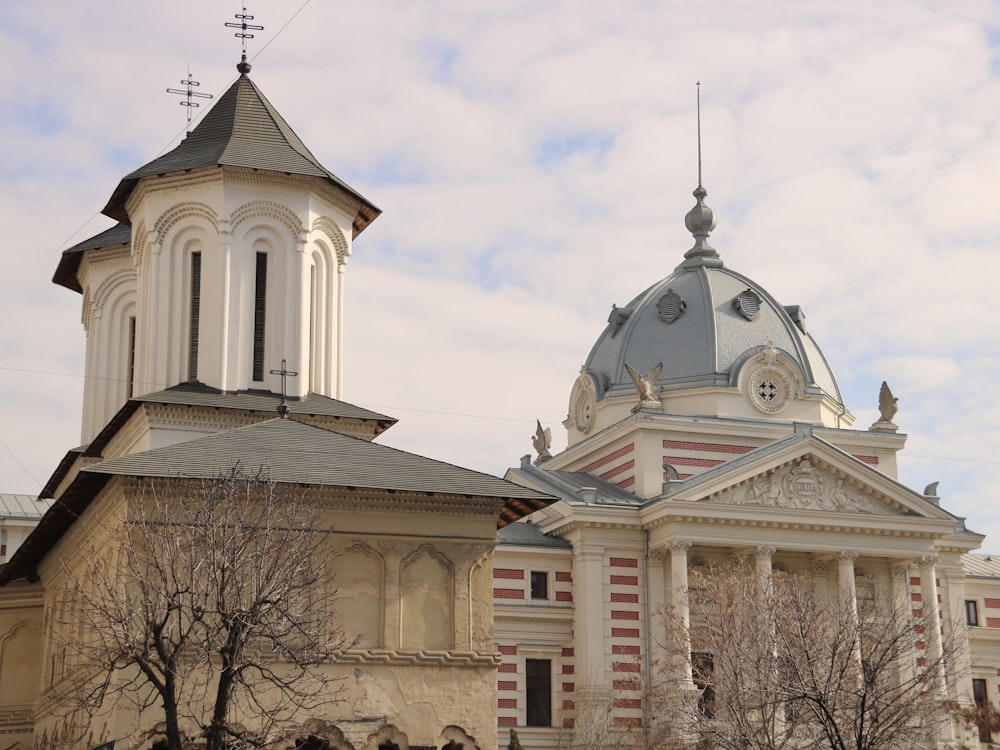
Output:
top-left (577, 443), bottom-right (636, 490)
top-left (608, 556), bottom-right (643, 727)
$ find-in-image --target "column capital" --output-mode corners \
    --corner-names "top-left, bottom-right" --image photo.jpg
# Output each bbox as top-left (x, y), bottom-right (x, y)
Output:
top-left (649, 548), bottom-right (667, 563)
top-left (837, 550), bottom-right (859, 563)
top-left (755, 545), bottom-right (777, 558)
top-left (668, 540), bottom-right (693, 553)
top-left (918, 554), bottom-right (939, 568)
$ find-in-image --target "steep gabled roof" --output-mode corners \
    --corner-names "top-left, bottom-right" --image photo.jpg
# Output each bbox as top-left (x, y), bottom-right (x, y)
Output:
top-left (4, 419), bottom-right (555, 584)
top-left (102, 73), bottom-right (380, 234)
top-left (53, 222), bottom-right (131, 292)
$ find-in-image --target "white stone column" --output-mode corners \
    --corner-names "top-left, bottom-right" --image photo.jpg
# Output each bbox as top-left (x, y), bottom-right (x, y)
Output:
top-left (648, 548), bottom-right (668, 682)
top-left (918, 555), bottom-right (953, 746)
top-left (669, 540), bottom-right (694, 687)
top-left (756, 545), bottom-right (776, 591)
top-left (942, 566), bottom-right (974, 698)
top-left (336, 262), bottom-right (346, 399)
top-left (837, 550), bottom-right (859, 611)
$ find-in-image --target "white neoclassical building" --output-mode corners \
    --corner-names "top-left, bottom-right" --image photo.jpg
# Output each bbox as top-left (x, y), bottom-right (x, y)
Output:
top-left (494, 184), bottom-right (1000, 748)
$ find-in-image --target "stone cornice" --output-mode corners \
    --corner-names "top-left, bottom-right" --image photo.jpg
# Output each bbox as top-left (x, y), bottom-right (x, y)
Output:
top-left (126, 166), bottom-right (362, 224)
top-left (336, 648), bottom-right (500, 667)
top-left (646, 506), bottom-right (950, 539)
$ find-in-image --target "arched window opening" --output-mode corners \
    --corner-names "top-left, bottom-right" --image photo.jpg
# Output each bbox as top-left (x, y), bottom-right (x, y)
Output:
top-left (252, 251), bottom-right (267, 382)
top-left (188, 252), bottom-right (201, 382)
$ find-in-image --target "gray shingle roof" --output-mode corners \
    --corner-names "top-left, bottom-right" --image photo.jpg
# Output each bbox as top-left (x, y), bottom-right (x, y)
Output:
top-left (101, 73), bottom-right (379, 234)
top-left (3, 419), bottom-right (555, 584)
top-left (498, 521), bottom-right (572, 549)
top-left (135, 382), bottom-right (394, 422)
top-left (53, 222), bottom-right (132, 292)
top-left (80, 382), bottom-right (396, 461)
top-left (86, 418), bottom-right (549, 500)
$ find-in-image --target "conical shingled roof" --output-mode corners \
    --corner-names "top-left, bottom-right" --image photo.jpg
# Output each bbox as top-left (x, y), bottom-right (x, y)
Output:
top-left (102, 72), bottom-right (380, 234)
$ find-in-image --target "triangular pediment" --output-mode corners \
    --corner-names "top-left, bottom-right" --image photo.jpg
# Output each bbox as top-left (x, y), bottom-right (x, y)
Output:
top-left (662, 433), bottom-right (955, 522)
top-left (707, 456), bottom-right (908, 516)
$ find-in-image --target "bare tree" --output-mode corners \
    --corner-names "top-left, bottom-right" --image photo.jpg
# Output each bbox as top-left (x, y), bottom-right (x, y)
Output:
top-left (54, 467), bottom-right (349, 750)
top-left (558, 683), bottom-right (643, 750)
top-left (650, 558), bottom-right (963, 750)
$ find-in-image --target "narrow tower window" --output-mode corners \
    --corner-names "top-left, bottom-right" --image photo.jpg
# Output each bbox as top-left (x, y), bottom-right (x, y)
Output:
top-left (188, 252), bottom-right (201, 382)
top-left (253, 252), bottom-right (267, 382)
top-left (127, 316), bottom-right (137, 398)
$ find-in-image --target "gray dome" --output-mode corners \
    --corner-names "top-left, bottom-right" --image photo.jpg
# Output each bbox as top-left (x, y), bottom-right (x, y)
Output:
top-left (583, 187), bottom-right (843, 407)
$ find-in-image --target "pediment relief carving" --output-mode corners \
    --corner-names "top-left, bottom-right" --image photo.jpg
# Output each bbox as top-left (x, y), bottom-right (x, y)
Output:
top-left (709, 458), bottom-right (902, 515)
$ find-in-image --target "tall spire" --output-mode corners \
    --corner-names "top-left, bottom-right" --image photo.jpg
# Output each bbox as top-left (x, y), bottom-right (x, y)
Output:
top-left (226, 4), bottom-right (263, 76)
top-left (681, 82), bottom-right (722, 268)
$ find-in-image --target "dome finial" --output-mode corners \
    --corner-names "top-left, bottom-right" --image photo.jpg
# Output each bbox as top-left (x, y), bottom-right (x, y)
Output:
top-left (681, 82), bottom-right (722, 268)
top-left (237, 54), bottom-right (252, 76)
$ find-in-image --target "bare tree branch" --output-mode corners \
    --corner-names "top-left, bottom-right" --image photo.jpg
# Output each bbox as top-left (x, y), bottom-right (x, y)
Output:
top-left (51, 466), bottom-right (351, 750)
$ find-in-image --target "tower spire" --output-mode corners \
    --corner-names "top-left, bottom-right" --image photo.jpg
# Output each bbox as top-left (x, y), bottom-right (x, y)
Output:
top-left (226, 4), bottom-right (263, 75)
top-left (681, 81), bottom-right (722, 268)
top-left (166, 66), bottom-right (213, 135)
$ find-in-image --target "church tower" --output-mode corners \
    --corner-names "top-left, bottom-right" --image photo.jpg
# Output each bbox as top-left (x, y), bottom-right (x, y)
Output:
top-left (54, 57), bottom-right (380, 443)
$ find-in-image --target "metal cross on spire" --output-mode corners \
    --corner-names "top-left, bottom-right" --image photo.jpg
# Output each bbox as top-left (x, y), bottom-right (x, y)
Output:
top-left (696, 80), bottom-right (703, 188)
top-left (166, 67), bottom-right (213, 135)
top-left (270, 359), bottom-right (299, 419)
top-left (226, 3), bottom-right (264, 58)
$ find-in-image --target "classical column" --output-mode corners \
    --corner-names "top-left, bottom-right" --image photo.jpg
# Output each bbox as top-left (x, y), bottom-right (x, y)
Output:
top-left (838, 550), bottom-right (862, 670)
top-left (918, 555), bottom-right (946, 698)
top-left (648, 548), bottom-right (668, 682)
top-left (669, 540), bottom-right (694, 687)
top-left (756, 546), bottom-right (776, 591)
top-left (837, 550), bottom-right (859, 609)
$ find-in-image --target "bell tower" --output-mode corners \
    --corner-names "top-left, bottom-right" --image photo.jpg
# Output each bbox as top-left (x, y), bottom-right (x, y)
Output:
top-left (54, 57), bottom-right (379, 443)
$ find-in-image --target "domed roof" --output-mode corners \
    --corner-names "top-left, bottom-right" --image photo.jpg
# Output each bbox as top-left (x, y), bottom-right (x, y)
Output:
top-left (582, 186), bottom-right (843, 409)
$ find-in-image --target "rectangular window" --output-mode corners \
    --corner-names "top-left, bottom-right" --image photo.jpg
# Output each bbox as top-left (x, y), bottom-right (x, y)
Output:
top-left (252, 252), bottom-right (267, 381)
top-left (525, 658), bottom-right (551, 727)
top-left (692, 652), bottom-right (716, 718)
top-left (1, 528), bottom-right (7, 558)
top-left (973, 678), bottom-right (992, 742)
top-left (188, 252), bottom-right (201, 382)
top-left (967, 600), bottom-right (980, 626)
top-left (530, 571), bottom-right (548, 600)
top-left (127, 316), bottom-right (137, 398)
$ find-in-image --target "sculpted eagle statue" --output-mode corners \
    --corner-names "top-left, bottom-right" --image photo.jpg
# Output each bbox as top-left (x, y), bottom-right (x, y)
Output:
top-left (625, 362), bottom-right (663, 404)
top-left (532, 419), bottom-right (552, 463)
top-left (878, 381), bottom-right (898, 423)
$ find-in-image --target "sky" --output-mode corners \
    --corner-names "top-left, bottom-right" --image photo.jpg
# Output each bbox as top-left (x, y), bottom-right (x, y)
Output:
top-left (2, 1), bottom-right (1000, 548)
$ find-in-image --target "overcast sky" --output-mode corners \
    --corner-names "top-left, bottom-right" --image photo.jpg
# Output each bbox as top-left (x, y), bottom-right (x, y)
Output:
top-left (3, 1), bottom-right (1000, 549)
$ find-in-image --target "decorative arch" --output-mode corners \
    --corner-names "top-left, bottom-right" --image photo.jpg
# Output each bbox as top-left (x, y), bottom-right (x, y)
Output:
top-left (0, 619), bottom-right (40, 705)
top-left (311, 216), bottom-right (351, 266)
top-left (231, 200), bottom-right (305, 242)
top-left (85, 267), bottom-right (137, 332)
top-left (153, 201), bottom-right (219, 238)
top-left (281, 721), bottom-right (354, 750)
top-left (131, 219), bottom-right (147, 267)
top-left (363, 724), bottom-right (409, 750)
top-left (332, 542), bottom-right (385, 647)
top-left (400, 545), bottom-right (454, 650)
top-left (436, 725), bottom-right (480, 750)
